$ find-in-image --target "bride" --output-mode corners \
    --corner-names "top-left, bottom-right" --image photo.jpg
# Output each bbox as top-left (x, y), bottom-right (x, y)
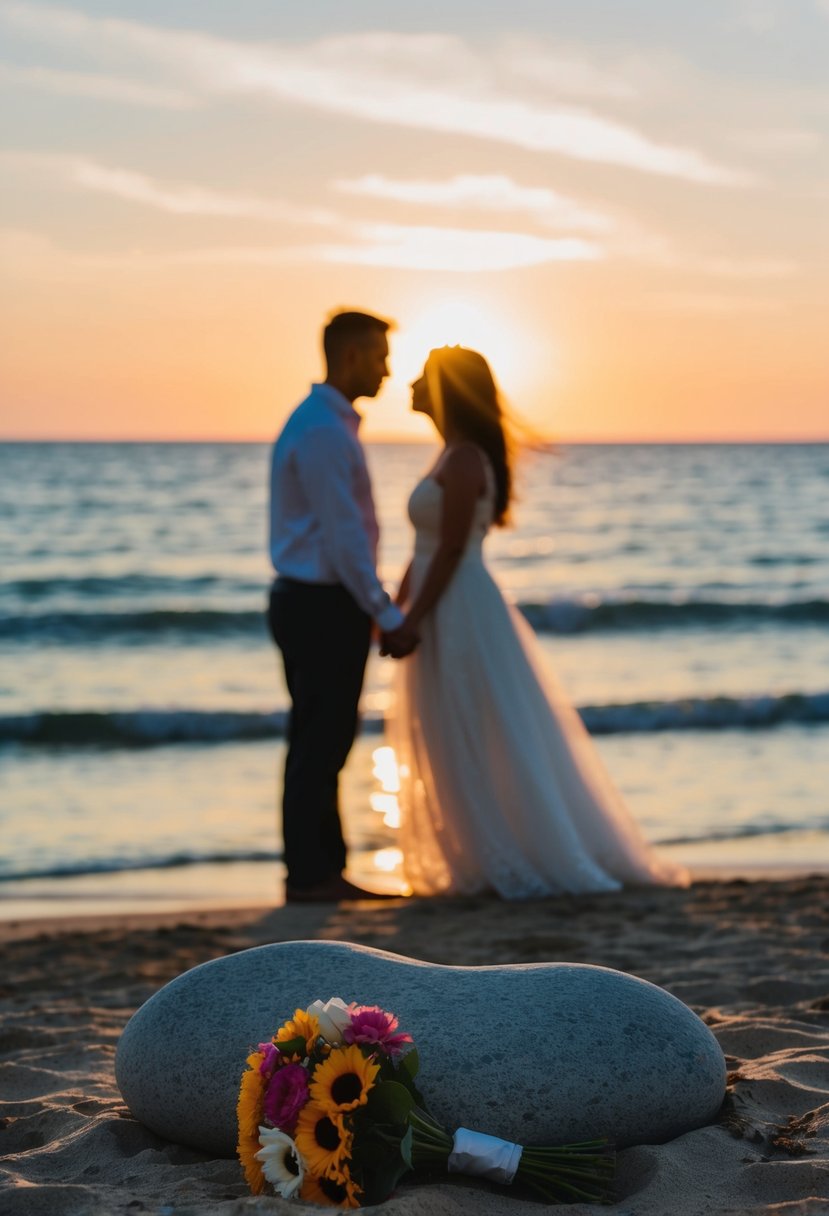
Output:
top-left (386, 345), bottom-right (689, 899)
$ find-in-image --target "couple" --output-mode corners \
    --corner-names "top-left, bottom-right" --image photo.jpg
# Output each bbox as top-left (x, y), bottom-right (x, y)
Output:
top-left (268, 310), bottom-right (688, 902)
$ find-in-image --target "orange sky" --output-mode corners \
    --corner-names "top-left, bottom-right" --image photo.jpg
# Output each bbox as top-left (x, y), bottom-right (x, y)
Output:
top-left (1, 2), bottom-right (827, 441)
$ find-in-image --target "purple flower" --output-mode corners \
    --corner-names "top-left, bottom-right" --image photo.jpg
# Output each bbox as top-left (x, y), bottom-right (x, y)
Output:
top-left (258, 1041), bottom-right (281, 1081)
top-left (344, 1006), bottom-right (414, 1057)
top-left (263, 1063), bottom-right (310, 1134)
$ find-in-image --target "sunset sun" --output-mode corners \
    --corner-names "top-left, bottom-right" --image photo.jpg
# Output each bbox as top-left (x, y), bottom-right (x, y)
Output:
top-left (366, 293), bottom-right (545, 439)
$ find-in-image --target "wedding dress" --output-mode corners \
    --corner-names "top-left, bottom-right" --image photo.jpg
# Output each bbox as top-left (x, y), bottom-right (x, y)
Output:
top-left (390, 453), bottom-right (690, 898)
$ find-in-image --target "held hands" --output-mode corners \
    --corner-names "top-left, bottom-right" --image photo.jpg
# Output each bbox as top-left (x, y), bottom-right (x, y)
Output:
top-left (379, 621), bottom-right (420, 660)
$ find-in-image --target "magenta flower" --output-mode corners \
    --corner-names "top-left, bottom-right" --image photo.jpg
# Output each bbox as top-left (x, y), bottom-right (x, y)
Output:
top-left (263, 1062), bottom-right (310, 1134)
top-left (258, 1041), bottom-right (281, 1080)
top-left (344, 1006), bottom-right (413, 1057)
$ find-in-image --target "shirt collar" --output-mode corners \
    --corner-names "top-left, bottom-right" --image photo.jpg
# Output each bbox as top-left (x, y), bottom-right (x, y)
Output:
top-left (310, 382), bottom-right (362, 430)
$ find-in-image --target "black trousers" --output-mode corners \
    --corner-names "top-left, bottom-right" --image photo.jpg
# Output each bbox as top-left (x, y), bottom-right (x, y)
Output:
top-left (268, 578), bottom-right (372, 890)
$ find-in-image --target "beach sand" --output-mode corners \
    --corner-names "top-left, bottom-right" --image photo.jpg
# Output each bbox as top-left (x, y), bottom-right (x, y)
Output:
top-left (2, 876), bottom-right (829, 1216)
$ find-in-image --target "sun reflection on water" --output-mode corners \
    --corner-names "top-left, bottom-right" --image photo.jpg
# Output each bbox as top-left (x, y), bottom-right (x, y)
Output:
top-left (372, 847), bottom-right (404, 873)
top-left (368, 748), bottom-right (408, 886)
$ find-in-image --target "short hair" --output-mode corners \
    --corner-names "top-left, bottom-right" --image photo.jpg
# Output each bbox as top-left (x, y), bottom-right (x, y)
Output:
top-left (322, 310), bottom-right (392, 364)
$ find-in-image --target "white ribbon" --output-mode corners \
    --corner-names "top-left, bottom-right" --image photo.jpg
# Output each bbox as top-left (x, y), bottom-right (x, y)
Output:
top-left (447, 1127), bottom-right (523, 1185)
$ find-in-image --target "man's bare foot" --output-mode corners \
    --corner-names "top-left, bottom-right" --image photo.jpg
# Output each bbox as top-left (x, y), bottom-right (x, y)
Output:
top-left (285, 875), bottom-right (403, 903)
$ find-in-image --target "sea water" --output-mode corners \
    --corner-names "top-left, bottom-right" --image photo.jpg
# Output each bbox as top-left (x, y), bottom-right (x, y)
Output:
top-left (2, 441), bottom-right (828, 916)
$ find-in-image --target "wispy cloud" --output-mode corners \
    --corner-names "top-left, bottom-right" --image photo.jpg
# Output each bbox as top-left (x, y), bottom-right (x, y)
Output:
top-left (0, 3), bottom-right (751, 185)
top-left (1, 151), bottom-right (335, 225)
top-left (318, 224), bottom-right (601, 272)
top-left (496, 37), bottom-right (638, 101)
top-left (122, 226), bottom-right (602, 274)
top-left (0, 62), bottom-right (197, 108)
top-left (0, 219), bottom-right (601, 275)
top-left (333, 174), bottom-right (614, 232)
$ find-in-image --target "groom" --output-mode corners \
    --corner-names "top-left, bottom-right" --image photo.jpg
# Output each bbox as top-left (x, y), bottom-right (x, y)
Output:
top-left (268, 310), bottom-right (418, 902)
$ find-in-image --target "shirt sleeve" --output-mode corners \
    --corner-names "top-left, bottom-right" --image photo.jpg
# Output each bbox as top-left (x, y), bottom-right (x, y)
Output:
top-left (294, 425), bottom-right (404, 631)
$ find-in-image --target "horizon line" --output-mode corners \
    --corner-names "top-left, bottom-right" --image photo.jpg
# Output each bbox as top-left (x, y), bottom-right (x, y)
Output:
top-left (2, 434), bottom-right (828, 446)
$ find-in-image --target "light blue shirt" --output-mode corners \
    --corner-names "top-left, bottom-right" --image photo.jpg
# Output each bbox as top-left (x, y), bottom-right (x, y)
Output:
top-left (269, 383), bottom-right (404, 631)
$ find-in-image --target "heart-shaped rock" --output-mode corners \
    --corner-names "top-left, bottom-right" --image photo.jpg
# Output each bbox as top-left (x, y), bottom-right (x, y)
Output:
top-left (116, 940), bottom-right (725, 1156)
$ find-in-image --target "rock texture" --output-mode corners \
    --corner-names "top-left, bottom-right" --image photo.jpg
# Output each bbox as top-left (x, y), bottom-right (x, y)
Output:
top-left (115, 939), bottom-right (726, 1156)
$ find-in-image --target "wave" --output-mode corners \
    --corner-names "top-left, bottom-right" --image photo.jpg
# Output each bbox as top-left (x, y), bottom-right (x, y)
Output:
top-left (0, 848), bottom-right (281, 884)
top-left (656, 818), bottom-right (829, 847)
top-left (0, 608), bottom-right (267, 642)
top-left (520, 596), bottom-right (829, 634)
top-left (3, 816), bottom-right (828, 885)
top-left (4, 573), bottom-right (248, 599)
top-left (3, 692), bottom-right (828, 749)
top-left (4, 596), bottom-right (829, 642)
top-left (580, 691), bottom-right (829, 733)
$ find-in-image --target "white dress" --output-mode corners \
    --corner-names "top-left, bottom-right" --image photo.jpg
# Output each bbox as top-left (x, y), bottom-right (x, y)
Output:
top-left (390, 456), bottom-right (690, 899)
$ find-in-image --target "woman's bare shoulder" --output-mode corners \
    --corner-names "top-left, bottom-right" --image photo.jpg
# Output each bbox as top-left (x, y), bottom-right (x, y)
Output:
top-left (435, 442), bottom-right (486, 490)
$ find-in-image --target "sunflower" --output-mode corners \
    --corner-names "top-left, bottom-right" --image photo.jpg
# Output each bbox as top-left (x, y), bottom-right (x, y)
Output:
top-left (309, 1044), bottom-right (380, 1114)
top-left (301, 1171), bottom-right (362, 1209)
top-left (276, 1008), bottom-right (321, 1055)
top-left (236, 1051), bottom-right (267, 1195)
top-left (294, 1101), bottom-right (352, 1179)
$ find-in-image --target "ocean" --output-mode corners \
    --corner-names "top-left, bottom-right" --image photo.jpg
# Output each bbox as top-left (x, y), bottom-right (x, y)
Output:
top-left (2, 441), bottom-right (828, 917)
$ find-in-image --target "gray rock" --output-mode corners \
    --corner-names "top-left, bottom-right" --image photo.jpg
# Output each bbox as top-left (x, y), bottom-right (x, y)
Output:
top-left (115, 940), bottom-right (726, 1156)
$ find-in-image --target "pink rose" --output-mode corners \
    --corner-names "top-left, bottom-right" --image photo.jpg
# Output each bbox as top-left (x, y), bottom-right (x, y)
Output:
top-left (258, 1041), bottom-right (281, 1080)
top-left (263, 1063), bottom-right (309, 1134)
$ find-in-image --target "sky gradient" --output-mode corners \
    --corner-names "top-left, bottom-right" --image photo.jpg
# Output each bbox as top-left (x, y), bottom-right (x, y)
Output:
top-left (1, 1), bottom-right (827, 440)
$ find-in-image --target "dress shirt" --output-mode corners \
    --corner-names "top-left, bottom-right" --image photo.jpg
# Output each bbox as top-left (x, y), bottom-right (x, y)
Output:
top-left (269, 383), bottom-right (404, 632)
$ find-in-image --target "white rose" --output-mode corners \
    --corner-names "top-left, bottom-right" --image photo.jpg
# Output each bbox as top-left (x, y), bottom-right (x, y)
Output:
top-left (255, 1127), bottom-right (305, 1199)
top-left (306, 996), bottom-right (352, 1043)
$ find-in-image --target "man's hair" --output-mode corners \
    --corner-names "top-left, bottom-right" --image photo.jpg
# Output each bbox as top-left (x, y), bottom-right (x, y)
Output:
top-left (322, 310), bottom-right (392, 365)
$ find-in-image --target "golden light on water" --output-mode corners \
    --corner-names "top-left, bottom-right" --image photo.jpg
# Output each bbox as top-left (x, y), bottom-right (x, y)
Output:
top-left (369, 793), bottom-right (401, 829)
top-left (370, 746), bottom-right (402, 828)
top-left (372, 847), bottom-right (404, 873)
top-left (371, 745), bottom-right (401, 792)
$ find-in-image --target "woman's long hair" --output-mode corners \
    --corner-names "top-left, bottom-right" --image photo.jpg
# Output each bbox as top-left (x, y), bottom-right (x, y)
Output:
top-left (425, 346), bottom-right (513, 526)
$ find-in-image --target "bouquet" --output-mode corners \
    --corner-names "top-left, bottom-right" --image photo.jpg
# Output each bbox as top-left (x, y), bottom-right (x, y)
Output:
top-left (237, 997), bottom-right (615, 1208)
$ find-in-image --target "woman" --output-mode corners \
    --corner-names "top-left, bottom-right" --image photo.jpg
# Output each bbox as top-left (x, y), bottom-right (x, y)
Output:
top-left (388, 345), bottom-right (689, 898)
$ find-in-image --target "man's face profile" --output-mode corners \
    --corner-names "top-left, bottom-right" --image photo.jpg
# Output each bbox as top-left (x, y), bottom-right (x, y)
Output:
top-left (352, 331), bottom-right (390, 400)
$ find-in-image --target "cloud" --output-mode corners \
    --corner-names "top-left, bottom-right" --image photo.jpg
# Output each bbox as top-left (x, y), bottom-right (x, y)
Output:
top-left (332, 174), bottom-right (614, 231)
top-left (1, 151), bottom-right (336, 225)
top-left (4, 225), bottom-right (600, 275)
top-left (0, 62), bottom-right (196, 108)
top-left (0, 3), bottom-right (751, 185)
top-left (496, 36), bottom-right (638, 101)
top-left (318, 224), bottom-right (602, 272)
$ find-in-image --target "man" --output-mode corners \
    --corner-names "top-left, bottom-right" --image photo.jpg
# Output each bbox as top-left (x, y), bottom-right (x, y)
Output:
top-left (268, 310), bottom-right (418, 902)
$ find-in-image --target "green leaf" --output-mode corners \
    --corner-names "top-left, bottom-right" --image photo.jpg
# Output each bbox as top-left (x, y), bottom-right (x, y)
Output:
top-left (366, 1080), bottom-right (414, 1125)
top-left (395, 1050), bottom-right (425, 1105)
top-left (274, 1036), bottom-right (306, 1058)
top-left (399, 1124), bottom-right (413, 1171)
top-left (360, 1151), bottom-right (413, 1206)
top-left (399, 1047), bottom-right (419, 1081)
top-left (348, 1126), bottom-right (401, 1168)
